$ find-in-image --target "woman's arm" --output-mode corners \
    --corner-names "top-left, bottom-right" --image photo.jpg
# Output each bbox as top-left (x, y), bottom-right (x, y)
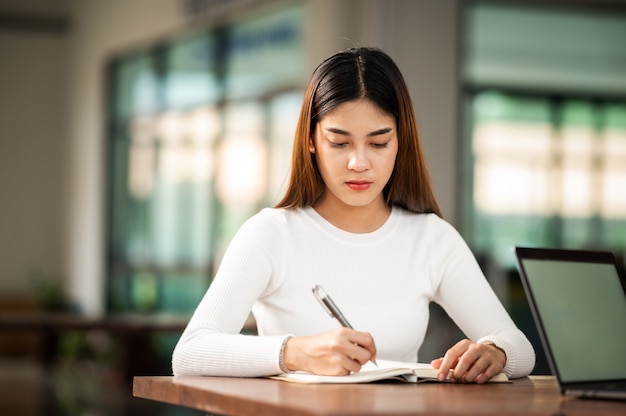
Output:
top-left (172, 211), bottom-right (289, 377)
top-left (430, 220), bottom-right (536, 380)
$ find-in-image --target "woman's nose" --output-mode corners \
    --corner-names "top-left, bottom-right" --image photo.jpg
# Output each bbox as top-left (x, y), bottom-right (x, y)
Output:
top-left (347, 148), bottom-right (370, 171)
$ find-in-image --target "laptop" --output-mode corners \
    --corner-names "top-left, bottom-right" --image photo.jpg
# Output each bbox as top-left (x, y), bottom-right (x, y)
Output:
top-left (514, 246), bottom-right (626, 400)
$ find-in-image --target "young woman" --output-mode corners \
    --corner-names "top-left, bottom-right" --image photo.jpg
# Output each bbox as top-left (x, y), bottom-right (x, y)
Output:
top-left (172, 47), bottom-right (535, 383)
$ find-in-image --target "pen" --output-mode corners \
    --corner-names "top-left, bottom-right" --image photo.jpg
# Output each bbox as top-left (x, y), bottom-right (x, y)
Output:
top-left (312, 284), bottom-right (377, 366)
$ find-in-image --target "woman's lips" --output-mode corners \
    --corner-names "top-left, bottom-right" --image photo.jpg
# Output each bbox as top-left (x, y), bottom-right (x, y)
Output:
top-left (346, 181), bottom-right (371, 191)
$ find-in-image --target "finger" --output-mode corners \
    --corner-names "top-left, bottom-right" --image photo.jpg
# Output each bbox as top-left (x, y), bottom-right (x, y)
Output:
top-left (430, 357), bottom-right (443, 369)
top-left (455, 343), bottom-right (505, 383)
top-left (317, 347), bottom-right (361, 376)
top-left (348, 330), bottom-right (377, 359)
top-left (456, 353), bottom-right (489, 383)
top-left (451, 345), bottom-right (483, 381)
top-left (340, 355), bottom-right (363, 374)
top-left (341, 344), bottom-right (369, 366)
top-left (473, 362), bottom-right (501, 384)
top-left (437, 353), bottom-right (459, 381)
top-left (342, 329), bottom-right (377, 365)
top-left (437, 339), bottom-right (470, 381)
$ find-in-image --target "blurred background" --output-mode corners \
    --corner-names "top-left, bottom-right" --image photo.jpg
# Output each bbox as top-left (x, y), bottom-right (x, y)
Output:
top-left (1, 0), bottom-right (625, 415)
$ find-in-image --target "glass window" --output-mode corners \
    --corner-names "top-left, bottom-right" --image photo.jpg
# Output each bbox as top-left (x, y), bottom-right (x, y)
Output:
top-left (466, 91), bottom-right (626, 269)
top-left (601, 104), bottom-right (626, 247)
top-left (463, 2), bottom-right (626, 376)
top-left (163, 33), bottom-right (221, 109)
top-left (267, 91), bottom-right (303, 203)
top-left (468, 91), bottom-right (553, 266)
top-left (106, 4), bottom-right (305, 315)
top-left (463, 2), bottom-right (626, 269)
top-left (224, 5), bottom-right (305, 100)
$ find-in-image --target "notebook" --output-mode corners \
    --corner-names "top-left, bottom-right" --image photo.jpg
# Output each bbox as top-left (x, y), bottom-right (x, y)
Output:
top-left (270, 359), bottom-right (509, 384)
top-left (514, 246), bottom-right (626, 400)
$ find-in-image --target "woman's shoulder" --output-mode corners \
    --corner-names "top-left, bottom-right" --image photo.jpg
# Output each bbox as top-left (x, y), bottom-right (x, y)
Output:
top-left (394, 206), bottom-right (453, 229)
top-left (393, 207), bottom-right (465, 244)
top-left (238, 207), bottom-right (306, 235)
top-left (246, 207), bottom-right (302, 225)
top-left (226, 208), bottom-right (300, 254)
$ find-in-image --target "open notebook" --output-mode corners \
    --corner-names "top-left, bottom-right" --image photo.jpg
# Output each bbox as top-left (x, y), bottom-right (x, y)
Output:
top-left (270, 359), bottom-right (509, 384)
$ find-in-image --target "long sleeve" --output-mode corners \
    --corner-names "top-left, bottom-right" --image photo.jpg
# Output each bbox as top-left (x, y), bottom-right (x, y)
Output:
top-left (172, 210), bottom-right (291, 377)
top-left (429, 220), bottom-right (536, 378)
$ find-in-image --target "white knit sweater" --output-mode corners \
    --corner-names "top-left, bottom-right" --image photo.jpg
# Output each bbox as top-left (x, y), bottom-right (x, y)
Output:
top-left (172, 206), bottom-right (535, 378)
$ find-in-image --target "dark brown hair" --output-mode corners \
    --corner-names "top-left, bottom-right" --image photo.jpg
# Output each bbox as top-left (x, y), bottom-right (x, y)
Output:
top-left (275, 47), bottom-right (441, 217)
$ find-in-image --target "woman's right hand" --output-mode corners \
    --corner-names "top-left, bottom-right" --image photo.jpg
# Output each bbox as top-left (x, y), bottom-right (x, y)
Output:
top-left (282, 328), bottom-right (377, 375)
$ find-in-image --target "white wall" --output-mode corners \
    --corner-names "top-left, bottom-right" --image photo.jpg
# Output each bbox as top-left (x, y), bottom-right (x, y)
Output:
top-left (384, 1), bottom-right (460, 222)
top-left (64, 0), bottom-right (189, 315)
top-left (0, 20), bottom-right (69, 295)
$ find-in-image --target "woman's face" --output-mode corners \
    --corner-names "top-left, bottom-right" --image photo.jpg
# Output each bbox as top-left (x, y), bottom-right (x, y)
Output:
top-left (310, 98), bottom-right (398, 211)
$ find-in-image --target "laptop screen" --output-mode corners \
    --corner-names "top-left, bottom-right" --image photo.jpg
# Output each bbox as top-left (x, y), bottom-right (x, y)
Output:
top-left (516, 249), bottom-right (626, 383)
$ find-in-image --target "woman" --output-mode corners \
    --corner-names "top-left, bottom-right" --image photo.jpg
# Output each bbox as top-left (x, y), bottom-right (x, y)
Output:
top-left (172, 47), bottom-right (535, 383)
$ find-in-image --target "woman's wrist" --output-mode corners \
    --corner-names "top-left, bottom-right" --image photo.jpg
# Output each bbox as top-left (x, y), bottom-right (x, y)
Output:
top-left (279, 336), bottom-right (294, 373)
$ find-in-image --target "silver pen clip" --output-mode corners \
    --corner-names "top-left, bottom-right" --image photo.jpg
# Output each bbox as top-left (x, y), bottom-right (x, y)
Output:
top-left (312, 285), bottom-right (333, 317)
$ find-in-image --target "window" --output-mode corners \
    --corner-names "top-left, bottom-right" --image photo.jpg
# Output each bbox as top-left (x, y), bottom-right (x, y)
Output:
top-left (106, 4), bottom-right (305, 314)
top-left (462, 1), bottom-right (626, 374)
top-left (465, 92), bottom-right (626, 268)
top-left (463, 1), bottom-right (626, 269)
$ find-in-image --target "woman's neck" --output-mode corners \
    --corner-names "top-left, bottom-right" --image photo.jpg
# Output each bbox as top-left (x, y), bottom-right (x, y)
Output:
top-left (312, 196), bottom-right (391, 233)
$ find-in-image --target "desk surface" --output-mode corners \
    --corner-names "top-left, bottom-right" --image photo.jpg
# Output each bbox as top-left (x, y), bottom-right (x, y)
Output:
top-left (133, 375), bottom-right (626, 416)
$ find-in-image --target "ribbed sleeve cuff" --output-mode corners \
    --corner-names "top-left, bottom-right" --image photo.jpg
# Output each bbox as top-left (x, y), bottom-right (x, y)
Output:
top-left (173, 334), bottom-right (295, 377)
top-left (477, 335), bottom-right (536, 379)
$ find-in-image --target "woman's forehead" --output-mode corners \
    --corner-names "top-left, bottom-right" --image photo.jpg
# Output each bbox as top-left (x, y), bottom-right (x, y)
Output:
top-left (319, 99), bottom-right (394, 123)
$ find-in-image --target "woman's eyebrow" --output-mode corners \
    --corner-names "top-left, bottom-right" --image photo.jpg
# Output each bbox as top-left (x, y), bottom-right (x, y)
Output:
top-left (325, 127), bottom-right (350, 136)
top-left (324, 127), bottom-right (393, 137)
top-left (367, 127), bottom-right (393, 137)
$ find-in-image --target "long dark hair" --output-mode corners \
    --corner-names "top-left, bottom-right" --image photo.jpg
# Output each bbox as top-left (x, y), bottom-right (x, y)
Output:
top-left (275, 47), bottom-right (441, 217)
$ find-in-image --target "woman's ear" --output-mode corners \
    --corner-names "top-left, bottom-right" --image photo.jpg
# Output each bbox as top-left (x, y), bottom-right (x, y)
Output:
top-left (309, 137), bottom-right (316, 154)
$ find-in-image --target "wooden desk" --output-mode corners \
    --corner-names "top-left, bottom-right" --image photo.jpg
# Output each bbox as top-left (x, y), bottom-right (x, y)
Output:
top-left (133, 375), bottom-right (626, 415)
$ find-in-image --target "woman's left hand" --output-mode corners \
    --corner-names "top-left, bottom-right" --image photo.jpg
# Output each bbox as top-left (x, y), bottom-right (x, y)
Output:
top-left (430, 339), bottom-right (506, 384)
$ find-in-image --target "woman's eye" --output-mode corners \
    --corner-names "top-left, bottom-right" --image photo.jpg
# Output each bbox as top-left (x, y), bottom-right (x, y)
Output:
top-left (329, 142), bottom-right (347, 148)
top-left (372, 142), bottom-right (389, 148)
